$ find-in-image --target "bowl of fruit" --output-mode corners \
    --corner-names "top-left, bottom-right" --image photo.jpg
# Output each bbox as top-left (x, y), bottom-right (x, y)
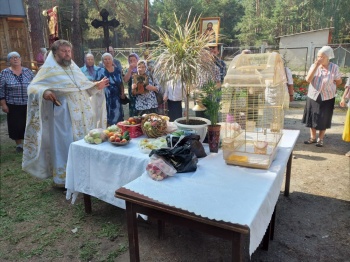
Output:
top-left (117, 117), bottom-right (143, 138)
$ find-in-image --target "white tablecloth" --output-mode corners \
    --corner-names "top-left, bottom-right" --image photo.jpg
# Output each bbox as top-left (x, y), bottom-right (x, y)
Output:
top-left (65, 137), bottom-right (150, 209)
top-left (122, 129), bottom-right (300, 256)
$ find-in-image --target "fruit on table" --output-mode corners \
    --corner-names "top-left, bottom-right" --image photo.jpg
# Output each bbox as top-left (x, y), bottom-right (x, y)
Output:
top-left (120, 118), bottom-right (140, 125)
top-left (108, 130), bottom-right (130, 143)
top-left (84, 128), bottom-right (108, 144)
top-left (107, 124), bottom-right (120, 132)
top-left (139, 137), bottom-right (167, 152)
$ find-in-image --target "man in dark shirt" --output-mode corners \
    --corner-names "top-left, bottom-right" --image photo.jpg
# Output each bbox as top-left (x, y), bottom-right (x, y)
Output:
top-left (209, 44), bottom-right (226, 84)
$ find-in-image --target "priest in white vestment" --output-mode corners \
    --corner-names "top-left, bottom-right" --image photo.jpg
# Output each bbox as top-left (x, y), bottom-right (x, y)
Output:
top-left (22, 40), bottom-right (109, 187)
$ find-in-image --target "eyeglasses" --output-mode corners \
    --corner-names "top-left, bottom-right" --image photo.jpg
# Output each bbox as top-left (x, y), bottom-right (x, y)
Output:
top-left (10, 56), bottom-right (21, 59)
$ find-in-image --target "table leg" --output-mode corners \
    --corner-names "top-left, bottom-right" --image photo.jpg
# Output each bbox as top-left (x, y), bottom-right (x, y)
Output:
top-left (270, 206), bottom-right (276, 240)
top-left (83, 194), bottom-right (92, 214)
top-left (261, 222), bottom-right (271, 251)
top-left (125, 202), bottom-right (140, 262)
top-left (231, 232), bottom-right (243, 262)
top-left (157, 220), bottom-right (165, 239)
top-left (284, 152), bottom-right (293, 197)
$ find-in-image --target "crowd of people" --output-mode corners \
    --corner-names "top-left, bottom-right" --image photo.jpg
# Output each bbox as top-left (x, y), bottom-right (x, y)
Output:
top-left (0, 41), bottom-right (349, 187)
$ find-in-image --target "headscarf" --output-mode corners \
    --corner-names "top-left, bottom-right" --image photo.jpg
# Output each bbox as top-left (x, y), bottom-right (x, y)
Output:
top-left (318, 46), bottom-right (334, 59)
top-left (84, 53), bottom-right (95, 77)
top-left (128, 53), bottom-right (140, 73)
top-left (7, 51), bottom-right (20, 61)
top-left (137, 60), bottom-right (147, 74)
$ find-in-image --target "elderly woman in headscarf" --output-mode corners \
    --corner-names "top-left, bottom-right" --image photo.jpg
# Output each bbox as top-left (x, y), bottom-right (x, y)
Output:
top-left (0, 51), bottom-right (34, 152)
top-left (96, 52), bottom-right (125, 126)
top-left (81, 53), bottom-right (106, 127)
top-left (131, 60), bottom-right (159, 116)
top-left (80, 53), bottom-right (99, 81)
top-left (123, 53), bottom-right (140, 117)
top-left (302, 46), bottom-right (342, 147)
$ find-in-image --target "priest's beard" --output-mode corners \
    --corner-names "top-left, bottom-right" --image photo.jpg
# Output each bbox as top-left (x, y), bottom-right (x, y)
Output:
top-left (56, 57), bottom-right (72, 67)
top-left (59, 59), bottom-right (72, 67)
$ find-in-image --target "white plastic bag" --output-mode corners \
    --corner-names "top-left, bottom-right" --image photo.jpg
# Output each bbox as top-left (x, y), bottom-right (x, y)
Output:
top-left (84, 128), bottom-right (108, 144)
top-left (146, 155), bottom-right (177, 181)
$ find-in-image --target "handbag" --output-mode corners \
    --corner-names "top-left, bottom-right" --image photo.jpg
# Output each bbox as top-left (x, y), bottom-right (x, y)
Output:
top-left (108, 71), bottom-right (129, 104)
top-left (120, 95), bottom-right (129, 105)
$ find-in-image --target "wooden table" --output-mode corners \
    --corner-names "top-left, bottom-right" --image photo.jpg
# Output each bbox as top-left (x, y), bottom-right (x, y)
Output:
top-left (115, 129), bottom-right (299, 261)
top-left (116, 187), bottom-right (252, 262)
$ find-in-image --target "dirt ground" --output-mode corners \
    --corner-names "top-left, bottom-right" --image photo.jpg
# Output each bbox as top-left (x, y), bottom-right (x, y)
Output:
top-left (1, 104), bottom-right (349, 261)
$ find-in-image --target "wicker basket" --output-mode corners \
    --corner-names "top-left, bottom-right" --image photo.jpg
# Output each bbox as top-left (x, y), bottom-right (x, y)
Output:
top-left (141, 113), bottom-right (168, 138)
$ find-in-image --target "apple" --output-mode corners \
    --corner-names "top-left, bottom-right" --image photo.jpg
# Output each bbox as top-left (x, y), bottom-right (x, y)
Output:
top-left (115, 137), bottom-right (121, 142)
top-left (144, 121), bottom-right (151, 128)
top-left (109, 136), bottom-right (115, 142)
top-left (94, 138), bottom-right (102, 144)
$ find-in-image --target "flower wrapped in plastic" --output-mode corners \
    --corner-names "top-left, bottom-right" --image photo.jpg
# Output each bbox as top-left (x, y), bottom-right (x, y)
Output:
top-left (146, 155), bottom-right (177, 181)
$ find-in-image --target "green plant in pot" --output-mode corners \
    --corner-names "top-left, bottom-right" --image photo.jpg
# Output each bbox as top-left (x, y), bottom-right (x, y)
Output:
top-left (200, 80), bottom-right (222, 152)
top-left (200, 80), bottom-right (222, 125)
top-left (142, 11), bottom-right (216, 141)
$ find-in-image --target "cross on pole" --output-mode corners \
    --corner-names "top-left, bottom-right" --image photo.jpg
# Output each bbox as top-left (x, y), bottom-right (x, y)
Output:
top-left (91, 9), bottom-right (120, 52)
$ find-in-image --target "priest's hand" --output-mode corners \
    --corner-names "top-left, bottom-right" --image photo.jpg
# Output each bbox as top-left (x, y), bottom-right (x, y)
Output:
top-left (43, 90), bottom-right (61, 106)
top-left (96, 77), bottom-right (109, 90)
top-left (43, 90), bottom-right (57, 102)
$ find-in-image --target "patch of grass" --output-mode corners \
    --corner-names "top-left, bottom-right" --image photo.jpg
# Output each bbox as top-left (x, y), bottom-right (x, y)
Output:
top-left (98, 221), bottom-right (123, 240)
top-left (105, 244), bottom-right (128, 262)
top-left (0, 134), bottom-right (128, 261)
top-left (79, 240), bottom-right (99, 261)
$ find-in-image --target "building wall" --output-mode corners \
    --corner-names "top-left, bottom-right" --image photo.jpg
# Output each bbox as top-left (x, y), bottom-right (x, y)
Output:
top-left (0, 18), bottom-right (10, 60)
top-left (278, 29), bottom-right (331, 70)
top-left (0, 17), bottom-right (33, 71)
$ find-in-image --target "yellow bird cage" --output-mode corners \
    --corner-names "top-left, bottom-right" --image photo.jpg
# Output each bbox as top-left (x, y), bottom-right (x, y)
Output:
top-left (220, 52), bottom-right (287, 169)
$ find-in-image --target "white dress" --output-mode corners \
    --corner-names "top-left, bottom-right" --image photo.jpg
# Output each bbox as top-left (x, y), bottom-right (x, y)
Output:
top-left (23, 52), bottom-right (105, 186)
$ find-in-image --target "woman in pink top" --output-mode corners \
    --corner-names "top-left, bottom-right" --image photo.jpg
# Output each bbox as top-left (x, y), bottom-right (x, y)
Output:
top-left (302, 46), bottom-right (342, 147)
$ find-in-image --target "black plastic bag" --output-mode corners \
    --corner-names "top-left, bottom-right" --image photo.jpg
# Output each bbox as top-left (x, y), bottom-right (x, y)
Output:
top-left (166, 134), bottom-right (207, 158)
top-left (149, 146), bottom-right (198, 173)
top-left (176, 134), bottom-right (207, 158)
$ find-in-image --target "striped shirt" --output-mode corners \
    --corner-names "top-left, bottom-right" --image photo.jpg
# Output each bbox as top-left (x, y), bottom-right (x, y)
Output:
top-left (0, 67), bottom-right (34, 105)
top-left (197, 65), bottom-right (221, 89)
top-left (307, 62), bottom-right (341, 101)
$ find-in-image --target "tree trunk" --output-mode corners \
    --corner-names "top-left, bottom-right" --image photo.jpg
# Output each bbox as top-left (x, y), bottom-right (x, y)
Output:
top-left (25, 0), bottom-right (46, 63)
top-left (71, 0), bottom-right (84, 66)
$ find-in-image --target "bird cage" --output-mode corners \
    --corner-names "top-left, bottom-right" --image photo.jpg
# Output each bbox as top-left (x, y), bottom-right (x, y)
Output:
top-left (220, 52), bottom-right (286, 169)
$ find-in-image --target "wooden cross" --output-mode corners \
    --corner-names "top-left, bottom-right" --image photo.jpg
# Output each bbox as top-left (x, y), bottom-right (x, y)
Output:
top-left (91, 9), bottom-right (120, 52)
